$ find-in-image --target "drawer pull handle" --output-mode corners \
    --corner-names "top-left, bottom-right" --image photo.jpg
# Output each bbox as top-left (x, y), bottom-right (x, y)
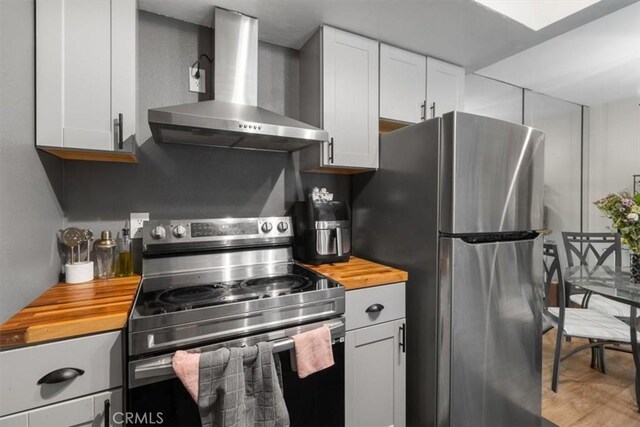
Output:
top-left (365, 303), bottom-right (385, 313)
top-left (37, 367), bottom-right (85, 385)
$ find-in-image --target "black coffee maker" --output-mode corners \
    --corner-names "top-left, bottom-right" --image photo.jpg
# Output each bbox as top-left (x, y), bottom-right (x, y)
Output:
top-left (293, 199), bottom-right (351, 265)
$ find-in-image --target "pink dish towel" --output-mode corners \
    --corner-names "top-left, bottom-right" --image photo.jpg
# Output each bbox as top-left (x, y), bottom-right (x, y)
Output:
top-left (291, 326), bottom-right (334, 379)
top-left (172, 350), bottom-right (200, 402)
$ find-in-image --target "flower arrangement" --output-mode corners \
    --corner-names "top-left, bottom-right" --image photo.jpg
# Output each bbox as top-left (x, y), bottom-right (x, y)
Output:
top-left (594, 192), bottom-right (640, 254)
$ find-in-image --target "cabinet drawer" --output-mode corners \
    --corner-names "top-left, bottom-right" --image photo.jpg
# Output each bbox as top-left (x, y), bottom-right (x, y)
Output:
top-left (0, 331), bottom-right (122, 417)
top-left (0, 413), bottom-right (26, 427)
top-left (346, 282), bottom-right (405, 331)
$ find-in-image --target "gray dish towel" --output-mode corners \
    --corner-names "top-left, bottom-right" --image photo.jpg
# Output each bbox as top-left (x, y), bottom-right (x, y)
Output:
top-left (198, 342), bottom-right (290, 427)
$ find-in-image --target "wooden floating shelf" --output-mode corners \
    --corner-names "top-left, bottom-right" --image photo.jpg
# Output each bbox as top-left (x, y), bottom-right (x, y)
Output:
top-left (39, 147), bottom-right (138, 164)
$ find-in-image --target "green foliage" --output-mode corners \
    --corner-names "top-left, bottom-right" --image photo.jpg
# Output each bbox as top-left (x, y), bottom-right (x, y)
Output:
top-left (595, 192), bottom-right (640, 254)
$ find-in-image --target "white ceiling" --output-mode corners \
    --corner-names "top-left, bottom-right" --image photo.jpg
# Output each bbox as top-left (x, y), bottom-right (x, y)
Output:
top-left (138, 0), bottom-right (636, 71)
top-left (477, 1), bottom-right (640, 106)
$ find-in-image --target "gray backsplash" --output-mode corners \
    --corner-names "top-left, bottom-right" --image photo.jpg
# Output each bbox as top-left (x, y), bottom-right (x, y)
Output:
top-left (63, 11), bottom-right (350, 236)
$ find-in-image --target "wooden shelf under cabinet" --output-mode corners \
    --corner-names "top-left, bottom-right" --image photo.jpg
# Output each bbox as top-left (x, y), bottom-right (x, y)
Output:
top-left (39, 147), bottom-right (137, 164)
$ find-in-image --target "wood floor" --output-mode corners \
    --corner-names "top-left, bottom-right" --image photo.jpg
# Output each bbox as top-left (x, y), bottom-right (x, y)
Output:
top-left (542, 330), bottom-right (640, 426)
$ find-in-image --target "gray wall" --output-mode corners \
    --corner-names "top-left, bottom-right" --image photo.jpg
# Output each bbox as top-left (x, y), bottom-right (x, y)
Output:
top-left (63, 11), bottom-right (349, 237)
top-left (0, 0), bottom-right (64, 322)
top-left (464, 74), bottom-right (523, 124)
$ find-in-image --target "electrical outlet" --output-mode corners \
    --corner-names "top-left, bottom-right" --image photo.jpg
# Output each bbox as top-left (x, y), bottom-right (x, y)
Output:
top-left (130, 212), bottom-right (149, 239)
top-left (189, 67), bottom-right (206, 94)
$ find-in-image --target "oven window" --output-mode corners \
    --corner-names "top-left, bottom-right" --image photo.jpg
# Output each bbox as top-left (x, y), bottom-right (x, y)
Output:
top-left (127, 342), bottom-right (345, 427)
top-left (282, 341), bottom-right (344, 426)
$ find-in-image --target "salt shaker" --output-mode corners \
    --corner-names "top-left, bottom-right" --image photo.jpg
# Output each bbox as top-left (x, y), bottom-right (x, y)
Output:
top-left (95, 230), bottom-right (117, 279)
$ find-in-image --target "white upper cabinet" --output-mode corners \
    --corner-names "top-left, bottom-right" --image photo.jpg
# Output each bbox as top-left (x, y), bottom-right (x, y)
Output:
top-left (36, 0), bottom-right (137, 163)
top-left (425, 57), bottom-right (465, 118)
top-left (299, 26), bottom-right (379, 173)
top-left (380, 44), bottom-right (426, 124)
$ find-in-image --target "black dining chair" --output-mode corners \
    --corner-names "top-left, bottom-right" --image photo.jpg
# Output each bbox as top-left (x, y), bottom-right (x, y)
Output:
top-left (561, 232), bottom-right (628, 317)
top-left (543, 242), bottom-right (633, 392)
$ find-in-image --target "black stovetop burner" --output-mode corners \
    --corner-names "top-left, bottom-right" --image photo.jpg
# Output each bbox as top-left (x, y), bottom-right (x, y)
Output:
top-left (138, 266), bottom-right (321, 316)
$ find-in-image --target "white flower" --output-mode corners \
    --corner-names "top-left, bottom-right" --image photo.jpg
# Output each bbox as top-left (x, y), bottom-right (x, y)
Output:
top-left (628, 212), bottom-right (639, 223)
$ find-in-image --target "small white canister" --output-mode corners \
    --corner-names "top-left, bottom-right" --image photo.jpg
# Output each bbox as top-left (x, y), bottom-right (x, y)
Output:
top-left (65, 261), bottom-right (94, 284)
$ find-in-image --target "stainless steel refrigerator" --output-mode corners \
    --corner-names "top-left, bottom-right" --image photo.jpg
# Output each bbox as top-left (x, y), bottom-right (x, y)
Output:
top-left (353, 112), bottom-right (545, 427)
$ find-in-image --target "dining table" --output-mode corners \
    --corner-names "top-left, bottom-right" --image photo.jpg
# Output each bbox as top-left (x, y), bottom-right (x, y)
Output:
top-left (565, 265), bottom-right (640, 412)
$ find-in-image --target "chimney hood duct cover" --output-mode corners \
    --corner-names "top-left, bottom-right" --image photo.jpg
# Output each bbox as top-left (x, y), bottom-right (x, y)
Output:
top-left (148, 7), bottom-right (327, 152)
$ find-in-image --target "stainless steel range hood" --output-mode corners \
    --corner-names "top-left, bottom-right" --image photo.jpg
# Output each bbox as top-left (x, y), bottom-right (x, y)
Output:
top-left (148, 8), bottom-right (327, 152)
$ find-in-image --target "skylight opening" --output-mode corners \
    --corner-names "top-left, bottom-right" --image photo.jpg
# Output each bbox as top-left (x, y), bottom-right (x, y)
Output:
top-left (475, 0), bottom-right (602, 31)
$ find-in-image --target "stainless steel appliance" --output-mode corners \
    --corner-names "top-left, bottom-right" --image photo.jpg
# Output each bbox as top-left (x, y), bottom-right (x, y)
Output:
top-left (128, 216), bottom-right (345, 426)
top-left (353, 112), bottom-right (545, 426)
top-left (293, 200), bottom-right (351, 265)
top-left (148, 8), bottom-right (328, 151)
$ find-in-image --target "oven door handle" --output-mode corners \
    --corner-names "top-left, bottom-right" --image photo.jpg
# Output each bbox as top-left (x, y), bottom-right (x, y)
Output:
top-left (131, 319), bottom-right (345, 385)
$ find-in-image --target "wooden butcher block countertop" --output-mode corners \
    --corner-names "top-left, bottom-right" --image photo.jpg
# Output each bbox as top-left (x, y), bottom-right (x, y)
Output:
top-left (0, 275), bottom-right (141, 350)
top-left (305, 257), bottom-right (408, 291)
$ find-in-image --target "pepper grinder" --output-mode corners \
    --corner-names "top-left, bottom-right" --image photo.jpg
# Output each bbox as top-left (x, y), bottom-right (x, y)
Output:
top-left (95, 230), bottom-right (117, 279)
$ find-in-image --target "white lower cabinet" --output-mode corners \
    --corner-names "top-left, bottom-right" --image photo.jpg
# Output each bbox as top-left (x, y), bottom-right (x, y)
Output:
top-left (345, 283), bottom-right (406, 427)
top-left (0, 388), bottom-right (123, 427)
top-left (0, 331), bottom-right (123, 426)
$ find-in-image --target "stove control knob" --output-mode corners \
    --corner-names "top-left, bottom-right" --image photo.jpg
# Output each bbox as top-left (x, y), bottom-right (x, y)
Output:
top-left (261, 222), bottom-right (273, 233)
top-left (173, 225), bottom-right (187, 238)
top-left (150, 226), bottom-right (166, 240)
top-left (277, 222), bottom-right (289, 233)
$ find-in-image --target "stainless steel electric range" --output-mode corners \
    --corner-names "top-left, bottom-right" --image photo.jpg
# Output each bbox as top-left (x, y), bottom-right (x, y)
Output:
top-left (127, 216), bottom-right (346, 426)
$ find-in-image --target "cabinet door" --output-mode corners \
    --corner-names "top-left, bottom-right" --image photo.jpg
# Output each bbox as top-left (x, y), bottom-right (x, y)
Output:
top-left (380, 44), bottom-right (426, 124)
top-left (322, 27), bottom-right (379, 169)
top-left (24, 388), bottom-right (122, 427)
top-left (111, 0), bottom-right (137, 149)
top-left (345, 319), bottom-right (406, 427)
top-left (426, 57), bottom-right (465, 118)
top-left (36, 0), bottom-right (136, 152)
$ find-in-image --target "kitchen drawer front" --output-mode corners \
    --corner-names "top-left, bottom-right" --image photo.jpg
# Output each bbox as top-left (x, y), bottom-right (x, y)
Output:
top-left (346, 282), bottom-right (405, 331)
top-left (0, 331), bottom-right (122, 417)
top-left (0, 413), bottom-right (27, 427)
top-left (0, 388), bottom-right (122, 427)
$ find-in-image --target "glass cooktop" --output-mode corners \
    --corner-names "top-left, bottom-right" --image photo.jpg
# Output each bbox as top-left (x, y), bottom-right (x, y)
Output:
top-left (134, 263), bottom-right (339, 316)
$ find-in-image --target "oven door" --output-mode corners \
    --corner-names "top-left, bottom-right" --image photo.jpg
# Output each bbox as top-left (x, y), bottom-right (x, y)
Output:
top-left (127, 318), bottom-right (345, 427)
